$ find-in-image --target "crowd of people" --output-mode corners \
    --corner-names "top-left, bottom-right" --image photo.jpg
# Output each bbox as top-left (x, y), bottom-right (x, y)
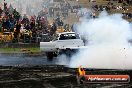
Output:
top-left (91, 0), bottom-right (132, 19)
top-left (0, 0), bottom-right (70, 43)
top-left (48, 0), bottom-right (81, 18)
top-left (0, 0), bottom-right (83, 43)
top-left (0, 0), bottom-right (131, 43)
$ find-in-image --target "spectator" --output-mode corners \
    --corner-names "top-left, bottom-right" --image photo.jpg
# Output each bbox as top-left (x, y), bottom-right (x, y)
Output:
top-left (0, 18), bottom-right (2, 32)
top-left (50, 22), bottom-right (57, 35)
top-left (16, 21), bottom-right (21, 34)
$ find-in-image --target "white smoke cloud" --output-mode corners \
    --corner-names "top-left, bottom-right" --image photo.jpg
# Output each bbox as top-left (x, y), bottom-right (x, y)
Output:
top-left (56, 54), bottom-right (70, 66)
top-left (69, 11), bottom-right (132, 69)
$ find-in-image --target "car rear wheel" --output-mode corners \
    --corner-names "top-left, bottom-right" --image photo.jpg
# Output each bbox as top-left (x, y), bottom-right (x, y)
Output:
top-left (46, 52), bottom-right (54, 60)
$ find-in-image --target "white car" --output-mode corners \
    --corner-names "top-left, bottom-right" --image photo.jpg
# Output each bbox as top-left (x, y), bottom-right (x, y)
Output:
top-left (40, 32), bottom-right (84, 59)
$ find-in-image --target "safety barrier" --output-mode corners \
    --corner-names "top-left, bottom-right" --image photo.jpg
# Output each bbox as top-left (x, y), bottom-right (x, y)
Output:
top-left (0, 43), bottom-right (39, 48)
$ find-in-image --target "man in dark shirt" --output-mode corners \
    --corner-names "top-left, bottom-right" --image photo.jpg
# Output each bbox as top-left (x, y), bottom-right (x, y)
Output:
top-left (16, 21), bottom-right (21, 34)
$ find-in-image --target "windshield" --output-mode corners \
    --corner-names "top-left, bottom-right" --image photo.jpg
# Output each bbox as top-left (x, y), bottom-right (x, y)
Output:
top-left (3, 32), bottom-right (10, 35)
top-left (59, 33), bottom-right (80, 40)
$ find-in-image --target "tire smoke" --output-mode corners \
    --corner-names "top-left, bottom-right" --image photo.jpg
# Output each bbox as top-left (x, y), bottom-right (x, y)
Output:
top-left (69, 11), bottom-right (132, 69)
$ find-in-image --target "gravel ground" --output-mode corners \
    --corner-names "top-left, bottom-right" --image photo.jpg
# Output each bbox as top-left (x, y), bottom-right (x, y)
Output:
top-left (0, 65), bottom-right (131, 88)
